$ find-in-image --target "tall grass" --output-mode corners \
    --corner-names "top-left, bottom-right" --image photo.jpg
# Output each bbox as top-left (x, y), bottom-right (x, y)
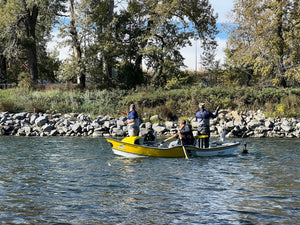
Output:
top-left (0, 86), bottom-right (299, 118)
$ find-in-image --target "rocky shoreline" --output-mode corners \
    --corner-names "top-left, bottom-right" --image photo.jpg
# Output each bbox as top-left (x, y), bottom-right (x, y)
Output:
top-left (0, 111), bottom-right (299, 138)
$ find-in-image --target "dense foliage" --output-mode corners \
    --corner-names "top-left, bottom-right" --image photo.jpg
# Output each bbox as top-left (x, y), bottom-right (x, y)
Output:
top-left (0, 0), bottom-right (299, 112)
top-left (224, 0), bottom-right (300, 87)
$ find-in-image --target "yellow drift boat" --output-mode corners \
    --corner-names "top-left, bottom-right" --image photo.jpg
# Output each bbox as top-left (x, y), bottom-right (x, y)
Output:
top-left (106, 136), bottom-right (240, 158)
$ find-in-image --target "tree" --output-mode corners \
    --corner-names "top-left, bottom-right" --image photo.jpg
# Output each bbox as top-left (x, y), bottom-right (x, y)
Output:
top-left (69, 0), bottom-right (85, 88)
top-left (59, 0), bottom-right (218, 89)
top-left (111, 0), bottom-right (218, 87)
top-left (132, 0), bottom-right (218, 87)
top-left (225, 0), bottom-right (300, 87)
top-left (0, 0), bottom-right (66, 84)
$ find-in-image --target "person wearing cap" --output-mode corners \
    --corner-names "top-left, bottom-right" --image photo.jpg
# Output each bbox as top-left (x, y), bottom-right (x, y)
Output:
top-left (195, 103), bottom-right (219, 148)
top-left (117, 104), bottom-right (140, 136)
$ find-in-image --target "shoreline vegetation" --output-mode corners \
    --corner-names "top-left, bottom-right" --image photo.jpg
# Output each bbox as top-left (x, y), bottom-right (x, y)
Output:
top-left (0, 86), bottom-right (299, 138)
top-left (0, 86), bottom-right (300, 118)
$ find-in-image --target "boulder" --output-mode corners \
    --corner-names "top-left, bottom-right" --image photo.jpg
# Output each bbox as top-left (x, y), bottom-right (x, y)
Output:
top-left (71, 123), bottom-right (82, 133)
top-left (50, 130), bottom-right (59, 136)
top-left (30, 114), bottom-right (39, 124)
top-left (42, 124), bottom-right (54, 133)
top-left (16, 128), bottom-right (26, 136)
top-left (150, 115), bottom-right (159, 122)
top-left (13, 112), bottom-right (28, 120)
top-left (111, 127), bottom-right (124, 136)
top-left (152, 123), bottom-right (167, 135)
top-left (281, 120), bottom-right (293, 132)
top-left (35, 116), bottom-right (49, 126)
top-left (165, 121), bottom-right (176, 129)
top-left (247, 120), bottom-right (263, 130)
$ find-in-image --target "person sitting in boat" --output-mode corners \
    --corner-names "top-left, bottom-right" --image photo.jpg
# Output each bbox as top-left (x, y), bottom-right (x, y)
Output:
top-left (163, 119), bottom-right (195, 148)
top-left (195, 103), bottom-right (219, 148)
top-left (117, 104), bottom-right (139, 136)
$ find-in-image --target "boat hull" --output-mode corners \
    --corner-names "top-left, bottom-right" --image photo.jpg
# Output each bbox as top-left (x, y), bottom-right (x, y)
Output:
top-left (106, 137), bottom-right (240, 158)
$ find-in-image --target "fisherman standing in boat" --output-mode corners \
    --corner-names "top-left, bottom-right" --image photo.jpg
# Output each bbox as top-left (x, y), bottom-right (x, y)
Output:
top-left (117, 104), bottom-right (139, 136)
top-left (163, 119), bottom-right (195, 147)
top-left (196, 103), bottom-right (219, 148)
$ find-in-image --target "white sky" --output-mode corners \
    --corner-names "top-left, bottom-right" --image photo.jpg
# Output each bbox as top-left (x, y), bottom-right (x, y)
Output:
top-left (47, 0), bottom-right (234, 71)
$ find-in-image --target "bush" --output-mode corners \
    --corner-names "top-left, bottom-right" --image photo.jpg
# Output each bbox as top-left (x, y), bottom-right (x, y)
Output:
top-left (0, 99), bottom-right (17, 112)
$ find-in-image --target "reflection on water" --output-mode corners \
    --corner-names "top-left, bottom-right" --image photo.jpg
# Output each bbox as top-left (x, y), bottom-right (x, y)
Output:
top-left (0, 136), bottom-right (299, 224)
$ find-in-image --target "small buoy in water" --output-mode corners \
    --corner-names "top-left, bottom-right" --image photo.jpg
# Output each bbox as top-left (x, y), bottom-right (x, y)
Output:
top-left (242, 142), bottom-right (248, 154)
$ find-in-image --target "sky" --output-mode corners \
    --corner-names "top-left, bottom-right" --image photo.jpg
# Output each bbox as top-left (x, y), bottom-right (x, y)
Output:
top-left (47, 0), bottom-right (234, 71)
top-left (181, 0), bottom-right (234, 70)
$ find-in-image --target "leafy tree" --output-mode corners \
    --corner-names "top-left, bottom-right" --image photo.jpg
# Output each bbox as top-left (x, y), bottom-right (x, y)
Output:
top-left (0, 0), bottom-right (66, 84)
top-left (57, 0), bottom-right (218, 89)
top-left (225, 0), bottom-right (300, 87)
top-left (127, 0), bottom-right (218, 87)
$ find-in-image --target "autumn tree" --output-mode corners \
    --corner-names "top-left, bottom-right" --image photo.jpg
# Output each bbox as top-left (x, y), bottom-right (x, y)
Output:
top-left (224, 0), bottom-right (300, 87)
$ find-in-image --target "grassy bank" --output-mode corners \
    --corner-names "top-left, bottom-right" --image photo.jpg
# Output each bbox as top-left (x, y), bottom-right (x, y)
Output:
top-left (0, 85), bottom-right (299, 119)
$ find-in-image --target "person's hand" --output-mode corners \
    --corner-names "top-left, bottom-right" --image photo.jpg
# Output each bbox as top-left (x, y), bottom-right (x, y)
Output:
top-left (216, 106), bottom-right (220, 111)
top-left (116, 110), bottom-right (120, 114)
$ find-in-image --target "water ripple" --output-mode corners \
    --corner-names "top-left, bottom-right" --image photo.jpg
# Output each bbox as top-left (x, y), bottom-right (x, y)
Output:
top-left (0, 137), bottom-right (299, 224)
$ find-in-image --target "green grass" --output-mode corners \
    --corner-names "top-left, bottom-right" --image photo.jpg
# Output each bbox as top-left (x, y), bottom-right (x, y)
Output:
top-left (0, 86), bottom-right (299, 119)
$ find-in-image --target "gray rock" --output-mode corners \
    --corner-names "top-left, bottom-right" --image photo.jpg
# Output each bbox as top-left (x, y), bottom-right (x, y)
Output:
top-left (24, 126), bottom-right (32, 136)
top-left (281, 120), bottom-right (293, 132)
top-left (52, 113), bottom-right (62, 118)
top-left (150, 115), bottom-right (159, 122)
top-left (30, 114), bottom-right (39, 124)
top-left (50, 130), bottom-right (59, 136)
top-left (247, 120), bottom-right (263, 130)
top-left (5, 120), bottom-right (14, 126)
top-left (93, 128), bottom-right (106, 137)
top-left (13, 112), bottom-right (28, 120)
top-left (91, 121), bottom-right (100, 128)
top-left (111, 127), bottom-right (124, 136)
top-left (145, 122), bottom-right (152, 129)
top-left (16, 128), bottom-right (26, 136)
top-left (42, 124), bottom-right (54, 133)
top-left (152, 123), bottom-right (167, 134)
top-left (35, 116), bottom-right (49, 126)
top-left (0, 116), bottom-right (7, 124)
top-left (165, 121), bottom-right (176, 129)
top-left (104, 120), bottom-right (115, 129)
top-left (71, 123), bottom-right (82, 133)
top-left (139, 127), bottom-right (152, 136)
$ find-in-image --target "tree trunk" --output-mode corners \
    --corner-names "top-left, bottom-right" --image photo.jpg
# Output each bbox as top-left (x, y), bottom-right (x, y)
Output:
top-left (23, 3), bottom-right (39, 83)
top-left (275, 0), bottom-right (287, 87)
top-left (69, 0), bottom-right (85, 89)
top-left (104, 0), bottom-right (114, 82)
top-left (0, 54), bottom-right (7, 84)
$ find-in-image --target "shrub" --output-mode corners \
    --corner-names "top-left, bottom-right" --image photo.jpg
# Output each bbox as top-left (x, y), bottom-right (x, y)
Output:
top-left (0, 99), bottom-right (17, 112)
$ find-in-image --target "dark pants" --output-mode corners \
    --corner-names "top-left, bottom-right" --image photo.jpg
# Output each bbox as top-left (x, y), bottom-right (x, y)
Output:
top-left (197, 128), bottom-right (210, 148)
top-left (203, 137), bottom-right (209, 148)
top-left (199, 136), bottom-right (210, 148)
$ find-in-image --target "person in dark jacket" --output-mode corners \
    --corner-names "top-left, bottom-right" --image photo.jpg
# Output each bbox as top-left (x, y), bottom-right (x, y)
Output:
top-left (195, 103), bottom-right (219, 148)
top-left (163, 119), bottom-right (195, 147)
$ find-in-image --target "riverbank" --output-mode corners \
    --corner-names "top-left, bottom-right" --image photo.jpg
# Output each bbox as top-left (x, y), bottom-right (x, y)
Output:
top-left (0, 110), bottom-right (299, 138)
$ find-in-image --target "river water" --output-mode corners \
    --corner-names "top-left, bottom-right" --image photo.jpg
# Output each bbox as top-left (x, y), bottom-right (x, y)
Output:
top-left (0, 136), bottom-right (299, 224)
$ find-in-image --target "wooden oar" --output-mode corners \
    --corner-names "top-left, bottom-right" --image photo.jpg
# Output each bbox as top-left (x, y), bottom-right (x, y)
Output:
top-left (161, 135), bottom-right (175, 144)
top-left (178, 132), bottom-right (189, 159)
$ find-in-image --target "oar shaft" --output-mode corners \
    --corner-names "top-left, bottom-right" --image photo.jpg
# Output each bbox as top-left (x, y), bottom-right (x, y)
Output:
top-left (178, 132), bottom-right (189, 159)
